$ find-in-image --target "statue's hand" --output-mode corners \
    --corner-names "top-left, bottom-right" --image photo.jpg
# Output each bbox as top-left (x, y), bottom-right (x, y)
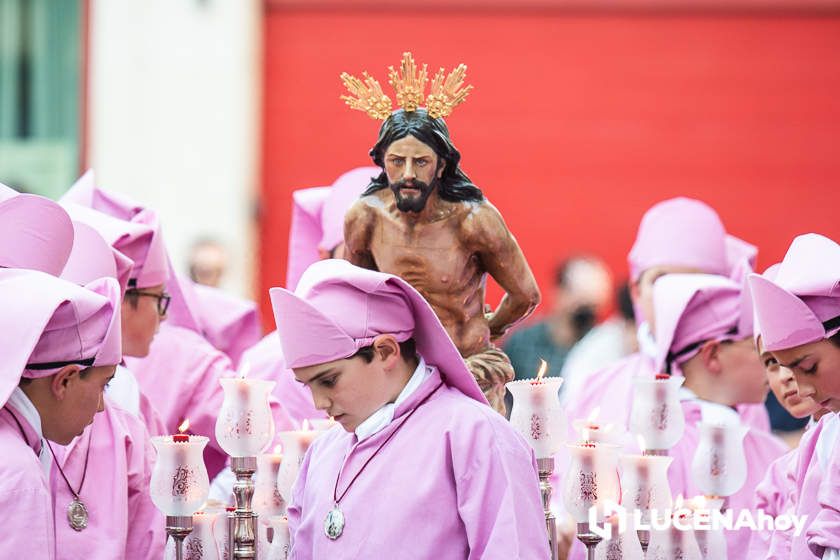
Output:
top-left (484, 304), bottom-right (504, 341)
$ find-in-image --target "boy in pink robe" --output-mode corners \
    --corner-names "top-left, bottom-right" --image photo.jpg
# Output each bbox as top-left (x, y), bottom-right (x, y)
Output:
top-left (750, 233), bottom-right (840, 559)
top-left (0, 270), bottom-right (122, 560)
top-left (648, 273), bottom-right (788, 557)
top-left (271, 259), bottom-right (549, 559)
top-left (563, 197), bottom-right (770, 436)
top-left (56, 217), bottom-right (167, 559)
top-left (244, 167), bottom-right (379, 424)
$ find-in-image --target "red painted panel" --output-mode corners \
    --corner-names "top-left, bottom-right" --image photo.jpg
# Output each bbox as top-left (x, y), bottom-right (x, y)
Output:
top-left (261, 9), bottom-right (840, 329)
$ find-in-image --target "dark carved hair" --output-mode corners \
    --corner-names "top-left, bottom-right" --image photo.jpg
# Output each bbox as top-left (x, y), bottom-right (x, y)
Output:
top-left (363, 109), bottom-right (484, 203)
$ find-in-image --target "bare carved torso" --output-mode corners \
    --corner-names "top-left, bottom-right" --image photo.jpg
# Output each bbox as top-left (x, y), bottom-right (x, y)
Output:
top-left (345, 189), bottom-right (540, 359)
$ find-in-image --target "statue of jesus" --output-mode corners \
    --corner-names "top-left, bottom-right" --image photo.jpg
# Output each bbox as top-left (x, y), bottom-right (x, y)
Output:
top-left (341, 53), bottom-right (541, 414)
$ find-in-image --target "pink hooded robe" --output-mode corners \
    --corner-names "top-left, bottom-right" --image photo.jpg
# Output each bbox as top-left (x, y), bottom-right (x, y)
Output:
top-left (750, 233), bottom-right (840, 558)
top-left (271, 259), bottom-right (549, 559)
top-left (563, 198), bottom-right (769, 438)
top-left (192, 282), bottom-right (262, 368)
top-left (247, 167), bottom-right (379, 424)
top-left (0, 270), bottom-right (123, 560)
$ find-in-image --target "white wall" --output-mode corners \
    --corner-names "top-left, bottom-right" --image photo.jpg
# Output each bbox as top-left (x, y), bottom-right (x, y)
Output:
top-left (87, 0), bottom-right (261, 297)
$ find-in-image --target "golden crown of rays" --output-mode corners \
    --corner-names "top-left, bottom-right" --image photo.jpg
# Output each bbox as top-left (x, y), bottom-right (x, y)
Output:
top-left (340, 52), bottom-right (473, 120)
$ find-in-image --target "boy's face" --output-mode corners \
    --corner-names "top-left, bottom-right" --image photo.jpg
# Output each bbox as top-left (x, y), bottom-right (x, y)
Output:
top-left (772, 339), bottom-right (840, 413)
top-left (758, 337), bottom-right (822, 419)
top-left (50, 364), bottom-right (115, 444)
top-left (293, 337), bottom-right (406, 432)
top-left (121, 283), bottom-right (165, 357)
top-left (716, 337), bottom-right (769, 405)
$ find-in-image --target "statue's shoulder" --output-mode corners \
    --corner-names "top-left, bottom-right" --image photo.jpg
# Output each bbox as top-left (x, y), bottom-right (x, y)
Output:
top-left (346, 192), bottom-right (386, 222)
top-left (461, 198), bottom-right (505, 231)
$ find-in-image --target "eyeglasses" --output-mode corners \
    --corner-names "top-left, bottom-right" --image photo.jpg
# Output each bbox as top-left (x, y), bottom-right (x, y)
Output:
top-left (127, 289), bottom-right (171, 316)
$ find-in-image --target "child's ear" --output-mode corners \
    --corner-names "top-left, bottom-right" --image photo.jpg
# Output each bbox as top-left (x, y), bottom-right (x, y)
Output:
top-left (373, 335), bottom-right (401, 368)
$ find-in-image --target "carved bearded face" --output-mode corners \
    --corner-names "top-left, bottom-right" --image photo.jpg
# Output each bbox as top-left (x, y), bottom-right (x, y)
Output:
top-left (383, 135), bottom-right (445, 213)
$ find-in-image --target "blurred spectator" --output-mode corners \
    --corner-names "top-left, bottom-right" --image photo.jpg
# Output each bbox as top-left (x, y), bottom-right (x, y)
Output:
top-left (188, 236), bottom-right (228, 287)
top-left (560, 281), bottom-right (637, 404)
top-left (504, 256), bottom-right (612, 381)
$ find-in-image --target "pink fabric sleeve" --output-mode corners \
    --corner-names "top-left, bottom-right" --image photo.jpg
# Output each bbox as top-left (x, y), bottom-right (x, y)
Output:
top-left (450, 416), bottom-right (550, 559)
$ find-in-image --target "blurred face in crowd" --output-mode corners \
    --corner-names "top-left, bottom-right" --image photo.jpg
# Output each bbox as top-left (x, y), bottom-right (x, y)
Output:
top-left (772, 337), bottom-right (840, 413)
top-left (554, 258), bottom-right (612, 339)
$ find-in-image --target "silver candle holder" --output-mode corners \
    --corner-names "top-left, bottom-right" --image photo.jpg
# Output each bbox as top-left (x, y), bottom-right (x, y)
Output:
top-left (576, 522), bottom-right (603, 560)
top-left (165, 515), bottom-right (193, 560)
top-left (229, 456), bottom-right (259, 559)
top-left (537, 457), bottom-right (557, 560)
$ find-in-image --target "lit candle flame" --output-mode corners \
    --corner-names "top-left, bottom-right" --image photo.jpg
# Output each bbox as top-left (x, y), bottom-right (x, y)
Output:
top-left (692, 495), bottom-right (707, 510)
top-left (582, 427), bottom-right (590, 443)
top-left (273, 444), bottom-right (283, 455)
top-left (178, 418), bottom-right (190, 434)
top-left (238, 361), bottom-right (251, 379)
top-left (302, 419), bottom-right (311, 431)
top-left (636, 435), bottom-right (647, 452)
top-left (587, 406), bottom-right (601, 424)
top-left (675, 494), bottom-right (685, 509)
top-left (536, 359), bottom-right (548, 382)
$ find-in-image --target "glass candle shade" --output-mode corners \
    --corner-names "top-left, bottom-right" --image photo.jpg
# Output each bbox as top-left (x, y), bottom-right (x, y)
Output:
top-left (264, 515), bottom-right (290, 560)
top-left (275, 429), bottom-right (319, 503)
top-left (506, 377), bottom-right (566, 458)
top-left (595, 516), bottom-right (644, 560)
top-left (215, 378), bottom-right (276, 457)
top-left (689, 497), bottom-right (727, 559)
top-left (150, 435), bottom-right (210, 517)
top-left (629, 376), bottom-right (685, 450)
top-left (691, 422), bottom-right (749, 497)
top-left (647, 521), bottom-right (702, 560)
top-left (619, 454), bottom-right (673, 521)
top-left (562, 442), bottom-right (621, 523)
top-left (254, 451), bottom-right (285, 518)
top-left (572, 418), bottom-right (620, 445)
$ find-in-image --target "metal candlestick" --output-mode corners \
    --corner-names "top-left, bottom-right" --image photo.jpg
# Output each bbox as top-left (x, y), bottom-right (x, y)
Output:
top-left (642, 448), bottom-right (668, 456)
top-left (537, 457), bottom-right (558, 560)
top-left (576, 522), bottom-right (603, 560)
top-left (637, 529), bottom-right (650, 553)
top-left (165, 515), bottom-right (193, 560)
top-left (229, 456), bottom-right (259, 559)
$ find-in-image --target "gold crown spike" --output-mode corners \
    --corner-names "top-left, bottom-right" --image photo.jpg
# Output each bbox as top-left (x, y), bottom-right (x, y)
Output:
top-left (340, 71), bottom-right (393, 120)
top-left (426, 64), bottom-right (473, 119)
top-left (387, 52), bottom-right (428, 113)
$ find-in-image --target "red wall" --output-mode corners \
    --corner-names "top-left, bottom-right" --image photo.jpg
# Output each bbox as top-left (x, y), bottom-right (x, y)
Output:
top-left (261, 5), bottom-right (840, 328)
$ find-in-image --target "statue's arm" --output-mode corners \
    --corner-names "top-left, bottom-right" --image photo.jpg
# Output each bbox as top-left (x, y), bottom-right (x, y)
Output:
top-left (469, 202), bottom-right (541, 340)
top-left (343, 199), bottom-right (378, 270)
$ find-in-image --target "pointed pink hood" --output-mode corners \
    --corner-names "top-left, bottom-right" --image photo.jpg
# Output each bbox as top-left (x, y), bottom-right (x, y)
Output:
top-left (628, 197), bottom-right (728, 282)
top-left (749, 234), bottom-right (840, 352)
top-left (270, 259), bottom-right (487, 404)
top-left (61, 220), bottom-right (134, 294)
top-left (61, 172), bottom-right (169, 288)
top-left (652, 273), bottom-right (750, 374)
top-left (0, 269), bottom-right (122, 406)
top-left (0, 183), bottom-right (75, 275)
top-left (285, 166), bottom-right (379, 290)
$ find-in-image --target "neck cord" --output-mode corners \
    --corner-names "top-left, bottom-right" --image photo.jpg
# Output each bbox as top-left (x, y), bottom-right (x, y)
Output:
top-left (333, 381), bottom-right (443, 505)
